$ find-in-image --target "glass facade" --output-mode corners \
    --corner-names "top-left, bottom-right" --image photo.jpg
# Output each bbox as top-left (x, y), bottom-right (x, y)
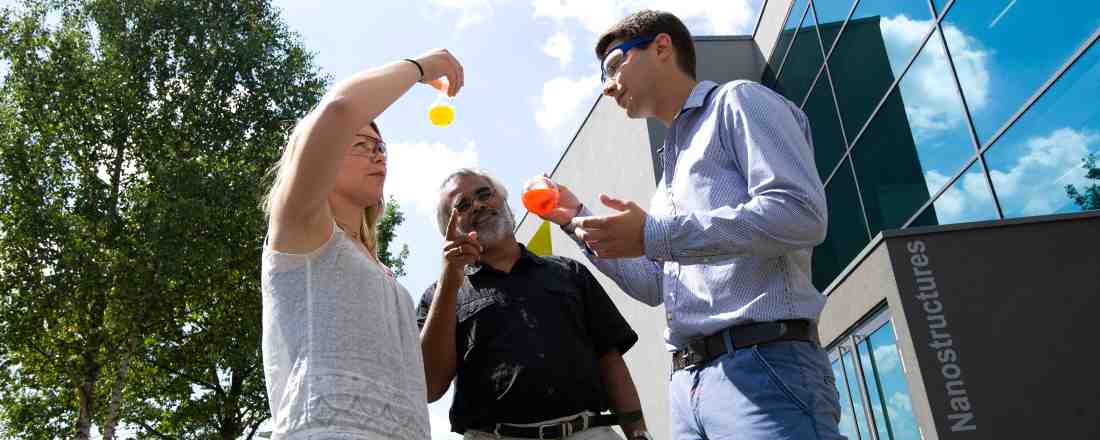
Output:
top-left (766, 0), bottom-right (1100, 290)
top-left (829, 309), bottom-right (921, 440)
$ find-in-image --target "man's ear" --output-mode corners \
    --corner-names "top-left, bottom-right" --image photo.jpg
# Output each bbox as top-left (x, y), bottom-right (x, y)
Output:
top-left (654, 33), bottom-right (675, 63)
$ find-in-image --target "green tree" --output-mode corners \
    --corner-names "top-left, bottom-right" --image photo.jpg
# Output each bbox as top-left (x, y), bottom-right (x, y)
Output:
top-left (0, 0), bottom-right (325, 438)
top-left (378, 196), bottom-right (410, 278)
top-left (1066, 152), bottom-right (1099, 210)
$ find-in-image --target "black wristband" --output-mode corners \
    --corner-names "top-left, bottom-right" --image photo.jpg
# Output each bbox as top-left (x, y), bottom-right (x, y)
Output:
top-left (403, 58), bottom-right (424, 81)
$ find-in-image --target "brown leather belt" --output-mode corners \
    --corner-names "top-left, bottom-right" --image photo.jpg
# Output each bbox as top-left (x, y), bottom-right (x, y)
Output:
top-left (672, 319), bottom-right (818, 372)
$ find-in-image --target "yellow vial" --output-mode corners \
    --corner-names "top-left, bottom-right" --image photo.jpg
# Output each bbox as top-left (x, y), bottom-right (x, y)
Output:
top-left (428, 103), bottom-right (455, 126)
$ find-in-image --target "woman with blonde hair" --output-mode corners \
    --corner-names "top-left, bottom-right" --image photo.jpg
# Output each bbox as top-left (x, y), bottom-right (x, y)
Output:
top-left (261, 49), bottom-right (464, 439)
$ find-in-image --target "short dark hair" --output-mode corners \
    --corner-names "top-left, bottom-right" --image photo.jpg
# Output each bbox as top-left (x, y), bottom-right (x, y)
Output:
top-left (595, 10), bottom-right (696, 79)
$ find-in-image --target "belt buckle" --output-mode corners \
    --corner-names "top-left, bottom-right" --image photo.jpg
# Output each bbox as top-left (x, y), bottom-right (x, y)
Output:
top-left (538, 423), bottom-right (567, 440)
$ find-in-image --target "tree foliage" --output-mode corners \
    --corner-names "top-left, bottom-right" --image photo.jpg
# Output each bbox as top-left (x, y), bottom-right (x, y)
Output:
top-left (1066, 152), bottom-right (1099, 211)
top-left (378, 197), bottom-right (410, 278)
top-left (0, 0), bottom-right (329, 438)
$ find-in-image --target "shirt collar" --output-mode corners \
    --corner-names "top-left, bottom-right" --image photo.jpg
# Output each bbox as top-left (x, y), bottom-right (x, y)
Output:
top-left (678, 80), bottom-right (720, 116)
top-left (463, 243), bottom-right (543, 276)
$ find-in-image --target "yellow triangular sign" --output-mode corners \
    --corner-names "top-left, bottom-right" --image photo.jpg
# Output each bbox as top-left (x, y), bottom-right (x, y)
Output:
top-left (527, 220), bottom-right (553, 256)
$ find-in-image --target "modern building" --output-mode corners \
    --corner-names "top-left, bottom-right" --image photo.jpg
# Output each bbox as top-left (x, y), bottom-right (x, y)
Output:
top-left (516, 1), bottom-right (1100, 439)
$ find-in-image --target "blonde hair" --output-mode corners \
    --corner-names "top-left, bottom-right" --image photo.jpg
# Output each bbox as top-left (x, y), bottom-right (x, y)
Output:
top-left (262, 121), bottom-right (383, 259)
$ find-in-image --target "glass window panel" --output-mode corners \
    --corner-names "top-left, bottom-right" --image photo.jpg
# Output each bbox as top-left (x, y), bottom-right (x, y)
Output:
top-left (826, 0), bottom-right (935, 136)
top-left (857, 321), bottom-right (923, 440)
top-left (804, 70), bottom-right (846, 179)
top-left (766, 0), bottom-right (809, 83)
top-left (774, 6), bottom-right (825, 104)
top-left (841, 349), bottom-right (874, 440)
top-left (832, 357), bottom-right (860, 439)
top-left (812, 0), bottom-right (856, 54)
top-left (851, 29), bottom-right (976, 234)
top-left (940, 1), bottom-right (1100, 143)
top-left (913, 160), bottom-right (1000, 227)
top-left (983, 42), bottom-right (1100, 218)
top-left (813, 158), bottom-right (869, 290)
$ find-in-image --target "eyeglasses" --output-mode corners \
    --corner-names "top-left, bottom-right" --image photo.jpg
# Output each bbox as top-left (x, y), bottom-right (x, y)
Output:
top-left (350, 135), bottom-right (387, 159)
top-left (601, 35), bottom-right (656, 82)
top-left (452, 186), bottom-right (494, 214)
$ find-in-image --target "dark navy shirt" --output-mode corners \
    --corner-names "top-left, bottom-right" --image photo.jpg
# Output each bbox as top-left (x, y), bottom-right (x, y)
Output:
top-left (417, 244), bottom-right (638, 434)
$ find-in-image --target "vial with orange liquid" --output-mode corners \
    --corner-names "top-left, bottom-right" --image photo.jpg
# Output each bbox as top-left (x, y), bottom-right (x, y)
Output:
top-left (428, 78), bottom-right (455, 127)
top-left (522, 177), bottom-right (560, 216)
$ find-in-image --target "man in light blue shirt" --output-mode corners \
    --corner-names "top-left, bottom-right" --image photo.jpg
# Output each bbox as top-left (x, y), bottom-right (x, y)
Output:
top-left (532, 10), bottom-right (845, 440)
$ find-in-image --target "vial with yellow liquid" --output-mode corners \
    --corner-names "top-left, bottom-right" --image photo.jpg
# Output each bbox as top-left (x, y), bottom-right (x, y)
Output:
top-left (428, 93), bottom-right (455, 127)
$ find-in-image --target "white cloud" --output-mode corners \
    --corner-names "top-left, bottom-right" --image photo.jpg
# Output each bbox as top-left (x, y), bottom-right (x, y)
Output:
top-left (542, 32), bottom-right (574, 67)
top-left (990, 127), bottom-right (1098, 215)
top-left (889, 391), bottom-right (913, 414)
top-left (648, 0), bottom-right (757, 35)
top-left (880, 15), bottom-right (991, 139)
top-left (532, 0), bottom-right (620, 35)
top-left (532, 0), bottom-right (758, 36)
top-left (386, 140), bottom-right (480, 222)
top-left (432, 0), bottom-right (494, 31)
top-left (872, 343), bottom-right (901, 374)
top-left (923, 128), bottom-right (1098, 222)
top-left (534, 74), bottom-right (601, 135)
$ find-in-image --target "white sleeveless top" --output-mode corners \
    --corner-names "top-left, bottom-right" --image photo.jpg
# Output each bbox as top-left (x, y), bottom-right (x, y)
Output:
top-left (261, 224), bottom-right (429, 439)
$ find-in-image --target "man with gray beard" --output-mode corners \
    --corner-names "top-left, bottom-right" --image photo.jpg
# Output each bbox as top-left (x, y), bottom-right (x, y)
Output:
top-left (418, 168), bottom-right (653, 440)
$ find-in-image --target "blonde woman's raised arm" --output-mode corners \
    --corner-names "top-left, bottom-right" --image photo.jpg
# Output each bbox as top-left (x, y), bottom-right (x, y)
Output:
top-left (269, 49), bottom-right (463, 236)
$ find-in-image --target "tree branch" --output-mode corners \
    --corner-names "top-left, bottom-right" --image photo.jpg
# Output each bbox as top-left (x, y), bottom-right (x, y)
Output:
top-left (134, 419), bottom-right (176, 440)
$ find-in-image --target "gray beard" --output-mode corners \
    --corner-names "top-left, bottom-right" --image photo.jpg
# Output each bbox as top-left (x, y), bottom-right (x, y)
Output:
top-left (468, 204), bottom-right (515, 246)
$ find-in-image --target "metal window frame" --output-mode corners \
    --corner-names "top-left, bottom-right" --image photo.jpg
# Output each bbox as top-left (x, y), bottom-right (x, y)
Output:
top-left (772, 0), bottom-right (812, 83)
top-left (827, 306), bottom-right (894, 440)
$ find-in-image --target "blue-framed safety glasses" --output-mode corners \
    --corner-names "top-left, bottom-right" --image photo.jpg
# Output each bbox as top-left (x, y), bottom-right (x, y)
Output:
top-left (601, 34), bottom-right (657, 82)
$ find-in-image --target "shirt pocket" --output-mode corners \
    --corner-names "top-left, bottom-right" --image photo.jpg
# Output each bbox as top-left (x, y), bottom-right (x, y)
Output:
top-left (456, 288), bottom-right (506, 323)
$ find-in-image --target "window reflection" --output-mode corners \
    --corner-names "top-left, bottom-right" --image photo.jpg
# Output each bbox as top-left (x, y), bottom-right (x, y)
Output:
top-left (812, 158), bottom-right (868, 291)
top-left (832, 357), bottom-right (860, 439)
top-left (804, 68), bottom-right (845, 179)
top-left (983, 42), bottom-right (1100, 218)
top-left (851, 29), bottom-right (975, 234)
top-left (765, 0), bottom-right (809, 85)
top-left (841, 349), bottom-right (873, 440)
top-left (812, 0), bottom-right (856, 54)
top-left (917, 161), bottom-right (999, 227)
top-left (774, 4), bottom-right (824, 104)
top-left (830, 314), bottom-right (923, 440)
top-left (825, 0), bottom-right (935, 136)
top-left (940, 1), bottom-right (1100, 143)
top-left (858, 322), bottom-right (922, 440)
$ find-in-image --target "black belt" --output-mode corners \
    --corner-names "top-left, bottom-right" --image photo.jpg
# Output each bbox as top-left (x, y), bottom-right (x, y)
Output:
top-left (672, 319), bottom-right (818, 372)
top-left (475, 411), bottom-right (641, 439)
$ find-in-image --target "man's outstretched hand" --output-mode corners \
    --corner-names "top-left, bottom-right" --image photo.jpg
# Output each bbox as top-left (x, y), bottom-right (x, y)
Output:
top-left (572, 194), bottom-right (648, 258)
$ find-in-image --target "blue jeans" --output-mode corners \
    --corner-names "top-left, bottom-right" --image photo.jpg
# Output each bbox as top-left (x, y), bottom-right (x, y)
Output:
top-left (670, 340), bottom-right (845, 440)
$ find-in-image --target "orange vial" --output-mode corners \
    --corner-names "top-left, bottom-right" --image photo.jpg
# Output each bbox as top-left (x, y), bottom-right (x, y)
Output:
top-left (522, 178), bottom-right (559, 215)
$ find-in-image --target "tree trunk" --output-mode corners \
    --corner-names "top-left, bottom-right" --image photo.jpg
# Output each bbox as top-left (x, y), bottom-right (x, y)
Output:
top-left (75, 349), bottom-right (100, 440)
top-left (219, 369), bottom-right (244, 440)
top-left (102, 333), bottom-right (138, 440)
